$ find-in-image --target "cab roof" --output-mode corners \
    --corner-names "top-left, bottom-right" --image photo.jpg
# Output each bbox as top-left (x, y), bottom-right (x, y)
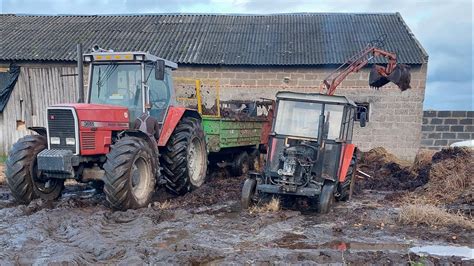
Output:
top-left (83, 51), bottom-right (178, 69)
top-left (276, 91), bottom-right (357, 107)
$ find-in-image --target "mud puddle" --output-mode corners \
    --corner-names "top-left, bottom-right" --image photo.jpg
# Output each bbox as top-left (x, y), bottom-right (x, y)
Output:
top-left (410, 245), bottom-right (474, 260)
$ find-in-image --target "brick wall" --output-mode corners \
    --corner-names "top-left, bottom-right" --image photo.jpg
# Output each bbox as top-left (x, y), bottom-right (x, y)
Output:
top-left (174, 64), bottom-right (427, 161)
top-left (421, 111), bottom-right (474, 149)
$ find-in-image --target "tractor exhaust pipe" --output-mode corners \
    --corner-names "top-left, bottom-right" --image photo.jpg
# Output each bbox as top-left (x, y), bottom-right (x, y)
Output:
top-left (76, 43), bottom-right (84, 103)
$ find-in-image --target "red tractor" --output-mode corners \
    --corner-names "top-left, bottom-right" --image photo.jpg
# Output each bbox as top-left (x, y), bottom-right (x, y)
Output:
top-left (6, 51), bottom-right (208, 209)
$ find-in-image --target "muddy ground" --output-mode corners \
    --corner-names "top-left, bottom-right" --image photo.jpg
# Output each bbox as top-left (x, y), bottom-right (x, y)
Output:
top-left (0, 164), bottom-right (472, 264)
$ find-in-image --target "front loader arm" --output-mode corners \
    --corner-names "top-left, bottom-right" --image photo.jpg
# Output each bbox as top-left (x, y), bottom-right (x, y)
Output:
top-left (321, 44), bottom-right (409, 95)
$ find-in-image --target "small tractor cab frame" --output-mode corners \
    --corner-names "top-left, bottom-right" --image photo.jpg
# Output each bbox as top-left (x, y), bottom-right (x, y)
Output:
top-left (241, 39), bottom-right (411, 213)
top-left (242, 92), bottom-right (364, 213)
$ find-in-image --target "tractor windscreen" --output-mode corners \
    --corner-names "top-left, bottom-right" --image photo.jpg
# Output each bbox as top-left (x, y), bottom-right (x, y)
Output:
top-left (89, 63), bottom-right (143, 119)
top-left (274, 100), bottom-right (322, 139)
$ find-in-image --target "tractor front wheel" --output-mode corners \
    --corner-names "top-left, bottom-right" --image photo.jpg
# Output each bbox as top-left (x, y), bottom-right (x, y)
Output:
top-left (161, 117), bottom-right (208, 195)
top-left (241, 178), bottom-right (257, 209)
top-left (318, 181), bottom-right (335, 214)
top-left (6, 135), bottom-right (64, 203)
top-left (103, 137), bottom-right (157, 210)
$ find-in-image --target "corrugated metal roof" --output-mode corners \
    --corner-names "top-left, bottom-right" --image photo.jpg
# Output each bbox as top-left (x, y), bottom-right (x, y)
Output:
top-left (0, 13), bottom-right (428, 65)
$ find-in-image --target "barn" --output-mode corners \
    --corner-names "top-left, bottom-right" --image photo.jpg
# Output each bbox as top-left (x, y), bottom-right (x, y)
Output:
top-left (0, 13), bottom-right (428, 160)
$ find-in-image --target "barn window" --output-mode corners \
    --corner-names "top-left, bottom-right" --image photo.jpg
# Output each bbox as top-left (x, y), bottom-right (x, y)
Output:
top-left (355, 102), bottom-right (370, 122)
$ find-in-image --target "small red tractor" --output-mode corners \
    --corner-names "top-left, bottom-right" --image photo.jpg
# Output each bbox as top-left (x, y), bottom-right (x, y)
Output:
top-left (241, 41), bottom-right (411, 213)
top-left (6, 50), bottom-right (211, 210)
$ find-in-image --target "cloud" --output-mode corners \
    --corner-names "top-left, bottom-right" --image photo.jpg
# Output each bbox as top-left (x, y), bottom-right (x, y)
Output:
top-left (1, 0), bottom-right (472, 110)
top-left (424, 80), bottom-right (473, 110)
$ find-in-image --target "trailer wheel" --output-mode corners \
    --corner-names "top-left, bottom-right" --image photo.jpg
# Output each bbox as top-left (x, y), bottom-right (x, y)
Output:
top-left (161, 117), bottom-right (207, 195)
top-left (232, 151), bottom-right (250, 176)
top-left (6, 135), bottom-right (64, 203)
top-left (241, 178), bottom-right (257, 209)
top-left (103, 137), bottom-right (156, 210)
top-left (318, 181), bottom-right (335, 214)
top-left (249, 149), bottom-right (261, 171)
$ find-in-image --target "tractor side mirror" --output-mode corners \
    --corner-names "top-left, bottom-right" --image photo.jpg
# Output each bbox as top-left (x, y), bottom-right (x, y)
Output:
top-left (155, 60), bottom-right (165, 80)
top-left (360, 111), bottom-right (367, 128)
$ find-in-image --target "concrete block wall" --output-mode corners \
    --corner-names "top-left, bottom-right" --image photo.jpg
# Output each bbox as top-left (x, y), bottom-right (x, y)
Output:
top-left (174, 64), bottom-right (427, 161)
top-left (421, 111), bottom-right (474, 149)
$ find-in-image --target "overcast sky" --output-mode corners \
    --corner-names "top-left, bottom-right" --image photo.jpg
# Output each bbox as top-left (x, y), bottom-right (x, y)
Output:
top-left (1, 0), bottom-right (472, 110)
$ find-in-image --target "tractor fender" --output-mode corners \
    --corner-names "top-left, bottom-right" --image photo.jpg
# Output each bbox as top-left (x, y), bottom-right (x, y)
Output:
top-left (119, 129), bottom-right (159, 154)
top-left (28, 126), bottom-right (47, 137)
top-left (338, 144), bottom-right (356, 182)
top-left (158, 107), bottom-right (201, 147)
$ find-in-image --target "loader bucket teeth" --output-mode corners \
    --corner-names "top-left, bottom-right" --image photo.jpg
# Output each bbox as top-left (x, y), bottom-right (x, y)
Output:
top-left (369, 66), bottom-right (390, 88)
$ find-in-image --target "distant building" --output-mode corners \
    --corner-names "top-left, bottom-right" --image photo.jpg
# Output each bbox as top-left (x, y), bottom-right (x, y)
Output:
top-left (0, 13), bottom-right (428, 160)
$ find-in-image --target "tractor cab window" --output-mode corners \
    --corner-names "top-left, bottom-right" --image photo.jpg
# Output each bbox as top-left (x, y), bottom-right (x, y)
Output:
top-left (89, 63), bottom-right (143, 120)
top-left (145, 64), bottom-right (172, 122)
top-left (274, 100), bottom-right (322, 139)
top-left (323, 104), bottom-right (344, 140)
top-left (340, 107), bottom-right (355, 141)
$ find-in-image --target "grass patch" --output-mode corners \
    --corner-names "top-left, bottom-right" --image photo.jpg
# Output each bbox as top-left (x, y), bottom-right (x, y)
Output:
top-left (399, 203), bottom-right (474, 230)
top-left (0, 155), bottom-right (7, 163)
top-left (250, 197), bottom-right (280, 213)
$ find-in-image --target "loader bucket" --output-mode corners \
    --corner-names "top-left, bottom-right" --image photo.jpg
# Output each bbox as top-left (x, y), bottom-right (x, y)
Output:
top-left (388, 64), bottom-right (411, 91)
top-left (369, 66), bottom-right (390, 88)
top-left (369, 64), bottom-right (411, 91)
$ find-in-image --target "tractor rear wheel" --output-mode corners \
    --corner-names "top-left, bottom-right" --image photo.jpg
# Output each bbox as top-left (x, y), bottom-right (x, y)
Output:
top-left (103, 137), bottom-right (157, 210)
top-left (241, 178), bottom-right (257, 209)
top-left (318, 181), bottom-right (335, 214)
top-left (161, 117), bottom-right (208, 195)
top-left (6, 135), bottom-right (64, 203)
top-left (337, 153), bottom-right (357, 201)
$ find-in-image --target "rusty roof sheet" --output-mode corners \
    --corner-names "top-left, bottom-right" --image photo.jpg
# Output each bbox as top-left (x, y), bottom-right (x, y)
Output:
top-left (0, 13), bottom-right (428, 65)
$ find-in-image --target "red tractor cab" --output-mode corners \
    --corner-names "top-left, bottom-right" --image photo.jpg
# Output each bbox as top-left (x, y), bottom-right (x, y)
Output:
top-left (242, 91), bottom-right (366, 213)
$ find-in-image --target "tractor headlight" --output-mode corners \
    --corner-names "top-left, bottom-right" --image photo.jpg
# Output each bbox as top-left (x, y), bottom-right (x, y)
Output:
top-left (66, 138), bottom-right (76, 145)
top-left (50, 137), bottom-right (60, 145)
top-left (134, 54), bottom-right (144, 61)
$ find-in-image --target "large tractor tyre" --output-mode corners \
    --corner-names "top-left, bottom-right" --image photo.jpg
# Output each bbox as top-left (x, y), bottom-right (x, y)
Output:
top-left (241, 178), bottom-right (257, 209)
top-left (6, 135), bottom-right (64, 203)
top-left (161, 117), bottom-right (208, 195)
top-left (337, 153), bottom-right (358, 202)
top-left (103, 137), bottom-right (157, 210)
top-left (231, 151), bottom-right (250, 177)
top-left (318, 181), bottom-right (335, 214)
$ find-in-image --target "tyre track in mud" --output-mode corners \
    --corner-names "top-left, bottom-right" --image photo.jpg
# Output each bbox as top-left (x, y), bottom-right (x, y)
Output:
top-left (0, 181), bottom-right (472, 264)
top-left (0, 187), bottom-right (306, 264)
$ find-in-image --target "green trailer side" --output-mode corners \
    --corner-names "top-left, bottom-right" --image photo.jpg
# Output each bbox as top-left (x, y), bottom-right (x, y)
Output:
top-left (202, 117), bottom-right (267, 153)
